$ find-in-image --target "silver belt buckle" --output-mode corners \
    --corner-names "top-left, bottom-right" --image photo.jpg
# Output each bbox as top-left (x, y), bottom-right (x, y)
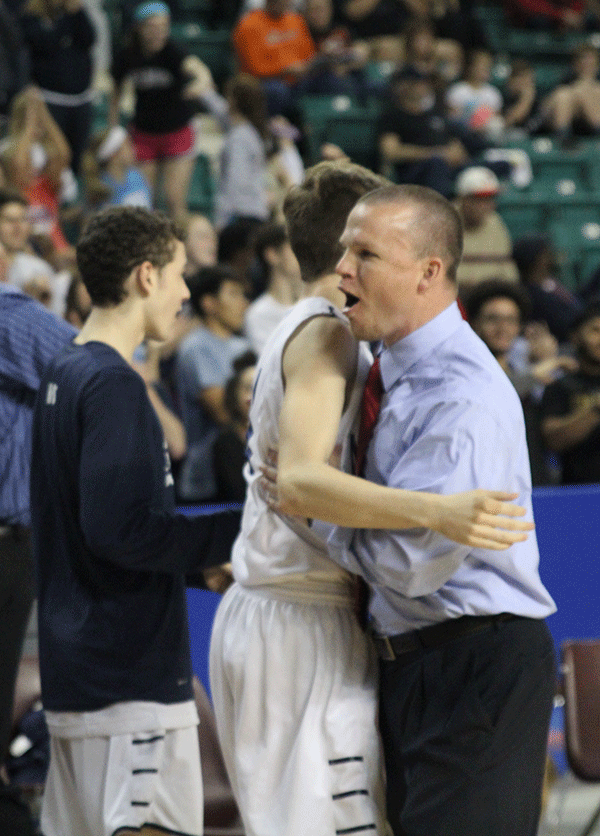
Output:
top-left (380, 635), bottom-right (396, 662)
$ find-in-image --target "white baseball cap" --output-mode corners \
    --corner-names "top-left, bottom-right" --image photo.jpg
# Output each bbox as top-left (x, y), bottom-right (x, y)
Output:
top-left (455, 166), bottom-right (501, 197)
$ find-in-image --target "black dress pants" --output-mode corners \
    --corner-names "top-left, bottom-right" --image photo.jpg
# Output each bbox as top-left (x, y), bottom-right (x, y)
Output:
top-left (378, 616), bottom-right (555, 836)
top-left (0, 527), bottom-right (34, 765)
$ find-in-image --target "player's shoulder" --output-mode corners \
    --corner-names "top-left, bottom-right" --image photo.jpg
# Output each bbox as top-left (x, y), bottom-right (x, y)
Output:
top-left (49, 341), bottom-right (135, 391)
top-left (282, 308), bottom-right (356, 384)
top-left (288, 299), bottom-right (352, 346)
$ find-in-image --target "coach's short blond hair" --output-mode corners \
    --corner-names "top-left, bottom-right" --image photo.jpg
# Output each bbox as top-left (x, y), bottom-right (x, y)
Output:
top-left (358, 184), bottom-right (464, 283)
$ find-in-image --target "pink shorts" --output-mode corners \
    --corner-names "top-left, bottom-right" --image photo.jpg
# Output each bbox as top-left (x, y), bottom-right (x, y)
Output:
top-left (131, 123), bottom-right (195, 162)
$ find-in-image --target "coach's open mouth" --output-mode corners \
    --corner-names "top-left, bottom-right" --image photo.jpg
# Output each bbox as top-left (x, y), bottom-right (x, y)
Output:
top-left (343, 292), bottom-right (360, 313)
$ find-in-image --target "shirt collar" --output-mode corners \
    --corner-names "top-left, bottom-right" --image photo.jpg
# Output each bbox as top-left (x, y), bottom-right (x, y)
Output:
top-left (379, 302), bottom-right (463, 390)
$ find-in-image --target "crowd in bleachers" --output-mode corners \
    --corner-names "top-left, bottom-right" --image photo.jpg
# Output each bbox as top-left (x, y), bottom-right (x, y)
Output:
top-left (2, 0), bottom-right (600, 514)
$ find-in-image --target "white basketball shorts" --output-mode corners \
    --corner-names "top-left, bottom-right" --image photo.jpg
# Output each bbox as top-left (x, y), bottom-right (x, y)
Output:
top-left (41, 725), bottom-right (203, 836)
top-left (209, 582), bottom-right (388, 836)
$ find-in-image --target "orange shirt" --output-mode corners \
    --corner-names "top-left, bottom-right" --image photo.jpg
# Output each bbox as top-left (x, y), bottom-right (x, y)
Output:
top-left (232, 10), bottom-right (316, 81)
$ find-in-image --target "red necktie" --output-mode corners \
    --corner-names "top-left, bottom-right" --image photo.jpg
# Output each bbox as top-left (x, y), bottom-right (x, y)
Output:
top-left (355, 356), bottom-right (383, 477)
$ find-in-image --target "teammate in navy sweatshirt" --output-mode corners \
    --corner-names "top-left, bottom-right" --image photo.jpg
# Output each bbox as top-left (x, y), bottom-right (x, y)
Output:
top-left (30, 206), bottom-right (240, 836)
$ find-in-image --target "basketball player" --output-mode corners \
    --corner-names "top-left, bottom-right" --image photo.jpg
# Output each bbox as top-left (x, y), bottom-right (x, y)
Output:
top-left (209, 161), bottom-right (534, 836)
top-left (30, 207), bottom-right (241, 836)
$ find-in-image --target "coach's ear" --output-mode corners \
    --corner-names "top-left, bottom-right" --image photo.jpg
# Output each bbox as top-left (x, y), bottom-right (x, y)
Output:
top-left (417, 257), bottom-right (443, 294)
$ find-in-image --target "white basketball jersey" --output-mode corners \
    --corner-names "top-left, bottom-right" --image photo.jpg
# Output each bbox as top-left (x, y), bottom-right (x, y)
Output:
top-left (231, 297), bottom-right (371, 598)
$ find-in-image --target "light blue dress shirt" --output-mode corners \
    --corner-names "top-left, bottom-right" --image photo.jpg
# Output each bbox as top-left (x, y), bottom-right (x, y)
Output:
top-left (329, 302), bottom-right (556, 636)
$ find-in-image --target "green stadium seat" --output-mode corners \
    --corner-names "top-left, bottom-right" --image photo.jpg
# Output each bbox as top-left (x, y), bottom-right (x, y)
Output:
top-left (473, 4), bottom-right (507, 52)
top-left (578, 140), bottom-right (600, 191)
top-left (579, 239), bottom-right (600, 284)
top-left (299, 95), bottom-right (381, 165)
top-left (171, 27), bottom-right (235, 87)
top-left (529, 150), bottom-right (592, 196)
top-left (321, 106), bottom-right (383, 170)
top-left (172, 0), bottom-right (212, 24)
top-left (187, 153), bottom-right (215, 217)
top-left (533, 60), bottom-right (570, 95)
top-left (91, 91), bottom-right (110, 133)
top-left (544, 196), bottom-right (600, 228)
top-left (496, 192), bottom-right (548, 239)
top-left (299, 94), bottom-right (369, 122)
top-left (549, 216), bottom-right (600, 289)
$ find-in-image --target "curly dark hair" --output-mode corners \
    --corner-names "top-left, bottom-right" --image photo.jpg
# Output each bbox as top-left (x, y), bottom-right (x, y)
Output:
top-left (76, 207), bottom-right (182, 306)
top-left (464, 278), bottom-right (531, 322)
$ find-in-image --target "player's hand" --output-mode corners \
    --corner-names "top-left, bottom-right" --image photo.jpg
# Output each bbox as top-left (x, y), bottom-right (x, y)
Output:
top-left (203, 563), bottom-right (234, 594)
top-left (258, 462), bottom-right (308, 525)
top-left (436, 490), bottom-right (534, 550)
top-left (258, 464), bottom-right (279, 508)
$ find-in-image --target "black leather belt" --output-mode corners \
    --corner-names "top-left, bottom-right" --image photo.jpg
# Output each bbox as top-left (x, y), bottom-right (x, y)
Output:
top-left (373, 612), bottom-right (519, 661)
top-left (0, 523), bottom-right (29, 540)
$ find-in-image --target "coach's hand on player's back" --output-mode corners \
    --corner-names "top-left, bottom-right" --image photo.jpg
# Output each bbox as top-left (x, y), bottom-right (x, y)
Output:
top-left (435, 490), bottom-right (534, 551)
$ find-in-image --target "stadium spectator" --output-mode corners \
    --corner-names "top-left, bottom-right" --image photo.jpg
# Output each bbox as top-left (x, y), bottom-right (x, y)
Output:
top-left (63, 270), bottom-right (91, 327)
top-left (20, 0), bottom-right (95, 174)
top-left (244, 221), bottom-right (301, 355)
top-left (502, 58), bottom-right (544, 132)
top-left (212, 350), bottom-right (257, 502)
top-left (504, 0), bottom-right (586, 31)
top-left (334, 0), bottom-right (422, 60)
top-left (0, 1), bottom-right (28, 122)
top-left (199, 73), bottom-right (272, 230)
top-left (428, 0), bottom-right (488, 53)
top-left (266, 115), bottom-right (305, 219)
top-left (110, 1), bottom-right (211, 218)
top-left (218, 216), bottom-right (267, 296)
top-left (454, 166), bottom-right (518, 295)
top-left (303, 0), bottom-right (370, 94)
top-left (175, 265), bottom-right (251, 502)
top-left (400, 17), bottom-right (464, 93)
top-left (182, 212), bottom-right (218, 276)
top-left (541, 302), bottom-right (600, 484)
top-left (378, 67), bottom-right (470, 197)
top-left (0, 187), bottom-right (66, 311)
top-left (539, 43), bottom-right (600, 146)
top-left (445, 48), bottom-right (504, 139)
top-left (80, 125), bottom-right (152, 213)
top-left (1, 86), bottom-right (73, 258)
top-left (232, 0), bottom-right (355, 118)
top-left (466, 278), bottom-right (576, 484)
top-left (513, 233), bottom-right (584, 342)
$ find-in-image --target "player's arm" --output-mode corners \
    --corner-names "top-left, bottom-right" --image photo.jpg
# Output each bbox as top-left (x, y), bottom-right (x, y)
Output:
top-left (276, 316), bottom-right (532, 550)
top-left (199, 383), bottom-right (230, 426)
top-left (79, 370), bottom-right (240, 573)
